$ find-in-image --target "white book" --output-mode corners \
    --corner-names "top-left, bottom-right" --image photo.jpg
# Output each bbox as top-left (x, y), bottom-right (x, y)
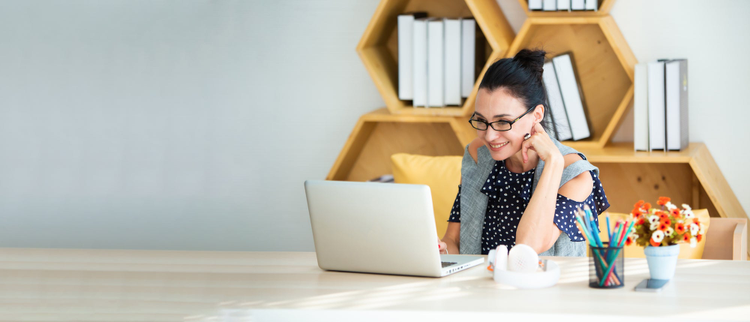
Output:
top-left (543, 0), bottom-right (556, 11)
top-left (461, 18), bottom-right (475, 98)
top-left (666, 59), bottom-right (689, 151)
top-left (553, 54), bottom-right (590, 141)
top-left (543, 61), bottom-right (572, 141)
top-left (412, 18), bottom-right (429, 107)
top-left (585, 0), bottom-right (598, 11)
top-left (398, 14), bottom-right (416, 100)
top-left (427, 19), bottom-right (444, 107)
top-left (634, 63), bottom-right (649, 151)
top-left (557, 0), bottom-right (571, 11)
top-left (648, 61), bottom-right (666, 151)
top-left (571, 0), bottom-right (585, 10)
top-left (529, 0), bottom-right (543, 10)
top-left (444, 18), bottom-right (461, 106)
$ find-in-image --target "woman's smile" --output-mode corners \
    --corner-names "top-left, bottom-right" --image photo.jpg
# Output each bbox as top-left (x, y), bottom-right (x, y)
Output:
top-left (488, 141), bottom-right (510, 151)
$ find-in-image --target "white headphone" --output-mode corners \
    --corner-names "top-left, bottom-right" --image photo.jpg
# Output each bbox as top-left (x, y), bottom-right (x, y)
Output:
top-left (487, 244), bottom-right (560, 289)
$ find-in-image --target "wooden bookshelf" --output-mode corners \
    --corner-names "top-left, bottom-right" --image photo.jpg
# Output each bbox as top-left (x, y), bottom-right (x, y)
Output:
top-left (332, 0), bottom-right (748, 256)
top-left (357, 0), bottom-right (515, 116)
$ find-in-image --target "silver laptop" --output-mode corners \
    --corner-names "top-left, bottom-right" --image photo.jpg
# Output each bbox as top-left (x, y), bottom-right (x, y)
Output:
top-left (304, 180), bottom-right (484, 277)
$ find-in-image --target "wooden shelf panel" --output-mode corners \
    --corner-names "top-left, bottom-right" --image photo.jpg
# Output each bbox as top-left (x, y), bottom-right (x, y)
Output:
top-left (357, 0), bottom-right (514, 116)
top-left (327, 109), bottom-right (470, 182)
top-left (595, 162), bottom-right (697, 214)
top-left (577, 142), bottom-right (701, 163)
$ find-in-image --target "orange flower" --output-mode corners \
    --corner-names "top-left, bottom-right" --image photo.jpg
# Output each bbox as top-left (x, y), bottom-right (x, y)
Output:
top-left (631, 207), bottom-right (641, 218)
top-left (658, 212), bottom-right (669, 221)
top-left (670, 208), bottom-right (680, 217)
top-left (643, 203), bottom-right (652, 210)
top-left (676, 223), bottom-right (686, 234)
top-left (659, 223), bottom-right (668, 231)
top-left (693, 218), bottom-right (701, 225)
top-left (650, 239), bottom-right (661, 247)
top-left (683, 233), bottom-right (691, 242)
top-left (696, 234), bottom-right (703, 242)
top-left (634, 200), bottom-right (645, 209)
top-left (637, 218), bottom-right (646, 226)
top-left (658, 196), bottom-right (671, 206)
top-left (660, 218), bottom-right (671, 227)
top-left (625, 236), bottom-right (633, 246)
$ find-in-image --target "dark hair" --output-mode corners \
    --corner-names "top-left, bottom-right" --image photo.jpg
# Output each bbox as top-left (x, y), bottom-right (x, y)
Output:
top-left (478, 49), bottom-right (552, 132)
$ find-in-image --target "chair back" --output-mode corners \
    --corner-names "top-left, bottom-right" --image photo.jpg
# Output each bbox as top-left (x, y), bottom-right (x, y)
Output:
top-left (702, 218), bottom-right (748, 260)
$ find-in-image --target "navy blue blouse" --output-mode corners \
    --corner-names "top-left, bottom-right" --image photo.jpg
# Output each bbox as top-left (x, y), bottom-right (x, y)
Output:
top-left (449, 155), bottom-right (610, 254)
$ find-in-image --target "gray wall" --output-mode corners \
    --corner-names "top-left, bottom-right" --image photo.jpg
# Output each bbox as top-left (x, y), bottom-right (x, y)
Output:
top-left (0, 0), bottom-right (746, 251)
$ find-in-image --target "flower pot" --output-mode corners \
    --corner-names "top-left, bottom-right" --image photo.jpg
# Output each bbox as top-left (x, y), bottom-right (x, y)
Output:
top-left (644, 244), bottom-right (680, 280)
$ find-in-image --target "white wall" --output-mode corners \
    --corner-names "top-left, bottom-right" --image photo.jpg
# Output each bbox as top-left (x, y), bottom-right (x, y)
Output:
top-left (0, 0), bottom-right (746, 252)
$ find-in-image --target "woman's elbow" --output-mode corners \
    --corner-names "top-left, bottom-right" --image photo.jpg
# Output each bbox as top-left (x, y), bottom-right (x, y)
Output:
top-left (516, 232), bottom-right (558, 254)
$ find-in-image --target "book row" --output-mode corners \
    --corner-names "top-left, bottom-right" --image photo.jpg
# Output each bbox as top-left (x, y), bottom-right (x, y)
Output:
top-left (398, 13), bottom-right (476, 107)
top-left (634, 59), bottom-right (689, 151)
top-left (529, 0), bottom-right (599, 11)
top-left (543, 53), bottom-right (591, 142)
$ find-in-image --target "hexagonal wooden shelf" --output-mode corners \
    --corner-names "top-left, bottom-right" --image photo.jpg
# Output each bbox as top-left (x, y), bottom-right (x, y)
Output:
top-left (356, 0), bottom-right (515, 117)
top-left (506, 16), bottom-right (636, 149)
top-left (518, 0), bottom-right (616, 17)
top-left (327, 108), bottom-right (474, 182)
top-left (577, 142), bottom-right (749, 253)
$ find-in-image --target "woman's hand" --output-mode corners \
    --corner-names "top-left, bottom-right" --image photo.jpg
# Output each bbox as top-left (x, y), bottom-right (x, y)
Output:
top-left (438, 239), bottom-right (449, 254)
top-left (521, 122), bottom-right (563, 164)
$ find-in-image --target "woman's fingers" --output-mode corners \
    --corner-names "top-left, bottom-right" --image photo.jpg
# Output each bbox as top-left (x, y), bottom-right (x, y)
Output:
top-left (438, 239), bottom-right (447, 253)
top-left (534, 122), bottom-right (546, 134)
top-left (521, 138), bottom-right (534, 163)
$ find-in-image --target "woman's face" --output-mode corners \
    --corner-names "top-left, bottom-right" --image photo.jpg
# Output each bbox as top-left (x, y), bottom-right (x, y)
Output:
top-left (473, 88), bottom-right (541, 161)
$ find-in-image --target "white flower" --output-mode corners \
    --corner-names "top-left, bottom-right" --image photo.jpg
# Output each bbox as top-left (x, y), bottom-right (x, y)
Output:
top-left (682, 204), bottom-right (692, 211)
top-left (684, 210), bottom-right (694, 219)
top-left (665, 227), bottom-right (675, 237)
top-left (649, 215), bottom-right (660, 224)
top-left (650, 222), bottom-right (659, 230)
top-left (690, 237), bottom-right (697, 248)
top-left (690, 223), bottom-right (699, 235)
top-left (666, 202), bottom-right (677, 210)
top-left (700, 223), bottom-right (707, 234)
top-left (652, 230), bottom-right (665, 243)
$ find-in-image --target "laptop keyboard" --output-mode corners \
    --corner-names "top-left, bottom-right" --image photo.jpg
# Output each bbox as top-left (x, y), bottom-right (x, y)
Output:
top-left (441, 261), bottom-right (457, 268)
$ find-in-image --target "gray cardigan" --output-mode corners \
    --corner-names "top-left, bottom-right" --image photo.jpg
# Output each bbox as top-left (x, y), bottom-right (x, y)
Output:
top-left (458, 138), bottom-right (598, 256)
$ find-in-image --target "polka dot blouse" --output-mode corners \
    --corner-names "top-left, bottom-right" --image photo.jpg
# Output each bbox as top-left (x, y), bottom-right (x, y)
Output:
top-left (448, 154), bottom-right (610, 254)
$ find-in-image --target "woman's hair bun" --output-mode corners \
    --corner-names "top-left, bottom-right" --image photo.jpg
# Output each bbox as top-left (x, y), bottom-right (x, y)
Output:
top-left (512, 49), bottom-right (546, 80)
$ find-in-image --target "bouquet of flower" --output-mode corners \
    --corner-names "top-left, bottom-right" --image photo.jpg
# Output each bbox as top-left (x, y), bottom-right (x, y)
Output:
top-left (628, 197), bottom-right (706, 248)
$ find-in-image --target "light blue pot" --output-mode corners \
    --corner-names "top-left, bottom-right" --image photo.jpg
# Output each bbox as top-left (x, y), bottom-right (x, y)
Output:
top-left (644, 244), bottom-right (680, 280)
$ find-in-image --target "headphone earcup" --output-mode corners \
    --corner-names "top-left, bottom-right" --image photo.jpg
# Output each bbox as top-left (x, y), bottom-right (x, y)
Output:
top-left (507, 244), bottom-right (539, 273)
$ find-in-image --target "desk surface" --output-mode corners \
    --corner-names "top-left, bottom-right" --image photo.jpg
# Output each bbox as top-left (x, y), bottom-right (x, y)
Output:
top-left (0, 248), bottom-right (748, 321)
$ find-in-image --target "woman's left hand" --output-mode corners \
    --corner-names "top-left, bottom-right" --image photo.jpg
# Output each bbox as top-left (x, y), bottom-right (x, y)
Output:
top-left (521, 122), bottom-right (563, 164)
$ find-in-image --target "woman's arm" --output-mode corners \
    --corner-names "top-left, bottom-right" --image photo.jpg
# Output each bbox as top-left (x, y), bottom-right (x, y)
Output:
top-left (441, 222), bottom-right (461, 254)
top-left (515, 155), bottom-right (564, 253)
top-left (516, 153), bottom-right (595, 253)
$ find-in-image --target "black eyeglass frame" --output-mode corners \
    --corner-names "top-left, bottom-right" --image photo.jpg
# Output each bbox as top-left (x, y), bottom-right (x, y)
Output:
top-left (468, 105), bottom-right (537, 132)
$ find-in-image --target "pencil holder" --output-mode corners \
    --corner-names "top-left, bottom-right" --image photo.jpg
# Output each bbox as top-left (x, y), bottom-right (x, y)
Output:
top-left (588, 242), bottom-right (624, 289)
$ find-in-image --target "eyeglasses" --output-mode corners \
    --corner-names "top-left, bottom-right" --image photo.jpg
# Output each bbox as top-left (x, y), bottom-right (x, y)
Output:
top-left (468, 106), bottom-right (536, 132)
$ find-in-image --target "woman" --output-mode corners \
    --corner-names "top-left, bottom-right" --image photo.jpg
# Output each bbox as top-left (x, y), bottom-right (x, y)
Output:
top-left (438, 49), bottom-right (610, 256)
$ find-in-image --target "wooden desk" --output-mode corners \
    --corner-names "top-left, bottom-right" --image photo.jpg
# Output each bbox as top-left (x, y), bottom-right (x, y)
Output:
top-left (0, 249), bottom-right (747, 321)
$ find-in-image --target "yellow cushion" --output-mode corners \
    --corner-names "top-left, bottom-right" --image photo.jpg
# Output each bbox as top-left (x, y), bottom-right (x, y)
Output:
top-left (587, 209), bottom-right (710, 259)
top-left (391, 153), bottom-right (462, 237)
